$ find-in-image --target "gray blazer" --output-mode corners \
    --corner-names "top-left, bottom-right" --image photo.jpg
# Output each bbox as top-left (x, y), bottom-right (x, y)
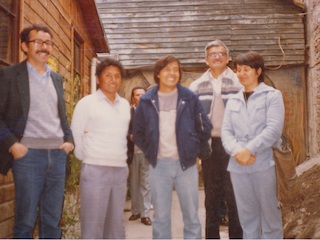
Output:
top-left (0, 60), bottom-right (74, 174)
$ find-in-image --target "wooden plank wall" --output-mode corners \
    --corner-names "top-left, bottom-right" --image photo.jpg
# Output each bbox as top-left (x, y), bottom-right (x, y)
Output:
top-left (96, 0), bottom-right (305, 68)
top-left (21, 0), bottom-right (98, 100)
top-left (0, 1), bottom-right (104, 238)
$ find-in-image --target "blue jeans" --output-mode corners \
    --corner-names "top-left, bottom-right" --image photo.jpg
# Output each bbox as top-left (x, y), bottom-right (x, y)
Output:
top-left (149, 159), bottom-right (201, 239)
top-left (12, 149), bottom-right (67, 238)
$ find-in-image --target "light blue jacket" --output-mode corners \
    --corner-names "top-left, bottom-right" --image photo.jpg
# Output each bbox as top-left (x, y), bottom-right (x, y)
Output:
top-left (221, 82), bottom-right (285, 173)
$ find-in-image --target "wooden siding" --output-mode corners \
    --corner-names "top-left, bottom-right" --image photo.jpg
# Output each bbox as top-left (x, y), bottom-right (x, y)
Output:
top-left (96, 0), bottom-right (305, 68)
top-left (20, 0), bottom-right (107, 101)
top-left (0, 0), bottom-right (107, 238)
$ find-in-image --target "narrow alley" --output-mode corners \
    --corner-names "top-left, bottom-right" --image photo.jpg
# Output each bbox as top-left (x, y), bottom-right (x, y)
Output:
top-left (124, 189), bottom-right (229, 239)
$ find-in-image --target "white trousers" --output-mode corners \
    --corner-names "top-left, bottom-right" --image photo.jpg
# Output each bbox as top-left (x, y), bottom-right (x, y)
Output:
top-left (80, 163), bottom-right (128, 239)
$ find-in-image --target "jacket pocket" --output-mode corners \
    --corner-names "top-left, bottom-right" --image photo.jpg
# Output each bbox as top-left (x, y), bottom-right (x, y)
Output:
top-left (187, 131), bottom-right (200, 159)
top-left (228, 101), bottom-right (241, 112)
top-left (254, 101), bottom-right (267, 123)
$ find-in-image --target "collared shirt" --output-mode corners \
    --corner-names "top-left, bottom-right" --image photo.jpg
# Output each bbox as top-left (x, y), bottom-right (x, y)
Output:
top-left (189, 67), bottom-right (242, 118)
top-left (209, 70), bottom-right (223, 94)
top-left (208, 69), bottom-right (229, 137)
top-left (27, 61), bottom-right (51, 84)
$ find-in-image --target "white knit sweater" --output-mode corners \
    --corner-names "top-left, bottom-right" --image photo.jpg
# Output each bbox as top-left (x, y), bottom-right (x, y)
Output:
top-left (71, 89), bottom-right (130, 167)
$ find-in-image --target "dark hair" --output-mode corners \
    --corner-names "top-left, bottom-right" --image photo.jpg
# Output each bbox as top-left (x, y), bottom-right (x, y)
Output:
top-left (130, 86), bottom-right (146, 100)
top-left (153, 55), bottom-right (182, 84)
top-left (233, 51), bottom-right (265, 83)
top-left (20, 24), bottom-right (53, 43)
top-left (95, 57), bottom-right (125, 78)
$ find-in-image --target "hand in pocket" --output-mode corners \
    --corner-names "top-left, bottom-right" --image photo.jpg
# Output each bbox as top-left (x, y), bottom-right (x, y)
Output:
top-left (10, 142), bottom-right (29, 160)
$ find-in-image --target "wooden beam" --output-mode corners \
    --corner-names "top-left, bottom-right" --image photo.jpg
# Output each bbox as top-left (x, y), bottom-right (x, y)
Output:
top-left (292, 0), bottom-right (306, 10)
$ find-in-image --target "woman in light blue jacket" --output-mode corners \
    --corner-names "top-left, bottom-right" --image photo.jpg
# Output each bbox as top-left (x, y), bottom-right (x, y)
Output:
top-left (221, 51), bottom-right (285, 239)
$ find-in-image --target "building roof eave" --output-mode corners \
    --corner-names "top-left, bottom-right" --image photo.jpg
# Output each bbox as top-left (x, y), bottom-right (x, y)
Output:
top-left (78, 0), bottom-right (109, 53)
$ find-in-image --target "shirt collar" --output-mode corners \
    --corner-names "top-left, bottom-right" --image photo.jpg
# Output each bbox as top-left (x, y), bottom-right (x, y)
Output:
top-left (96, 89), bottom-right (121, 104)
top-left (26, 61), bottom-right (51, 79)
top-left (208, 68), bottom-right (227, 81)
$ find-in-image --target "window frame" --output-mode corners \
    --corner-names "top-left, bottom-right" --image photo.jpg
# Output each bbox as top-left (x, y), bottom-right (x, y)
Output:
top-left (0, 1), bottom-right (19, 66)
top-left (72, 29), bottom-right (84, 101)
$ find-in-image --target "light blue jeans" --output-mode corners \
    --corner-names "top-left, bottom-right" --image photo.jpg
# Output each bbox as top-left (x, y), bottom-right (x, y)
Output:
top-left (12, 149), bottom-right (67, 238)
top-left (149, 159), bottom-right (201, 239)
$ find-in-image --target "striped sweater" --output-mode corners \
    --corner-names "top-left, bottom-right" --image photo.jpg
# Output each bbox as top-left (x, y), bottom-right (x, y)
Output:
top-left (189, 67), bottom-right (243, 118)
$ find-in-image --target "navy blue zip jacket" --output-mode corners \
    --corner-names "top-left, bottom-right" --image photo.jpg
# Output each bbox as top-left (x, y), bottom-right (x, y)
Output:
top-left (133, 84), bottom-right (212, 171)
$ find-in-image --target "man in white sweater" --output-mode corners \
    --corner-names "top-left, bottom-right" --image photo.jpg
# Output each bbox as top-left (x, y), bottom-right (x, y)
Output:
top-left (71, 58), bottom-right (130, 239)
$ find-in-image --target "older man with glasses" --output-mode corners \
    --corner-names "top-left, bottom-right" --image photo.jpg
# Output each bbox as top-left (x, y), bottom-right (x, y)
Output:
top-left (189, 39), bottom-right (243, 239)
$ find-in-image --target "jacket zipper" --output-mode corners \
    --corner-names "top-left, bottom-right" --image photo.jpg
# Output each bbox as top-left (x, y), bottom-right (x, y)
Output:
top-left (199, 113), bottom-right (204, 131)
top-left (151, 99), bottom-right (159, 114)
top-left (176, 99), bottom-right (185, 120)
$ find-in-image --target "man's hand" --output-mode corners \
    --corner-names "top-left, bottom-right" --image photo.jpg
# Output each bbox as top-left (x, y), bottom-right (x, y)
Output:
top-left (129, 134), bottom-right (134, 142)
top-left (59, 142), bottom-right (74, 154)
top-left (9, 142), bottom-right (28, 160)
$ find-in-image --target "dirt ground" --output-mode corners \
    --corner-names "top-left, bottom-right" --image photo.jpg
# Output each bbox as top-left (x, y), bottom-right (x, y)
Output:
top-left (282, 164), bottom-right (320, 239)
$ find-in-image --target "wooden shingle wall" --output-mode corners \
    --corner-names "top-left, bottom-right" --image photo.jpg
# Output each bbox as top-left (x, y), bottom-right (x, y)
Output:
top-left (96, 0), bottom-right (305, 68)
top-left (96, 0), bottom-right (309, 166)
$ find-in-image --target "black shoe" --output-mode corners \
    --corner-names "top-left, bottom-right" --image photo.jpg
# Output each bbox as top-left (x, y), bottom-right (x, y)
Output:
top-left (141, 217), bottom-right (152, 225)
top-left (129, 214), bottom-right (140, 221)
top-left (220, 216), bottom-right (229, 226)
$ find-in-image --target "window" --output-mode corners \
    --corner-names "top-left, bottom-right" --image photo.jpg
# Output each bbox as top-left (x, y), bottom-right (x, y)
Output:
top-left (0, 0), bottom-right (19, 66)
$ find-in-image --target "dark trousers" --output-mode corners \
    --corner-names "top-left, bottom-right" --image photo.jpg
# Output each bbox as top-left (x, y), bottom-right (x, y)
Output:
top-left (202, 137), bottom-right (243, 239)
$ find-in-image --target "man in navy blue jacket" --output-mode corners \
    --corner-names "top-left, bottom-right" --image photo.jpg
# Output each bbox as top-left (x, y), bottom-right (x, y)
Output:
top-left (133, 55), bottom-right (212, 239)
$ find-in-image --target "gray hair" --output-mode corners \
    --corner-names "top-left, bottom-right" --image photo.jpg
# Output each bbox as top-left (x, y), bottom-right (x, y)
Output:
top-left (205, 39), bottom-right (230, 57)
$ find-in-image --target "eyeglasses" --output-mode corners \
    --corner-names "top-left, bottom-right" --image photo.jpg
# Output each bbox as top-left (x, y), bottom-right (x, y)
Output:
top-left (27, 39), bottom-right (53, 47)
top-left (207, 52), bottom-right (227, 59)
